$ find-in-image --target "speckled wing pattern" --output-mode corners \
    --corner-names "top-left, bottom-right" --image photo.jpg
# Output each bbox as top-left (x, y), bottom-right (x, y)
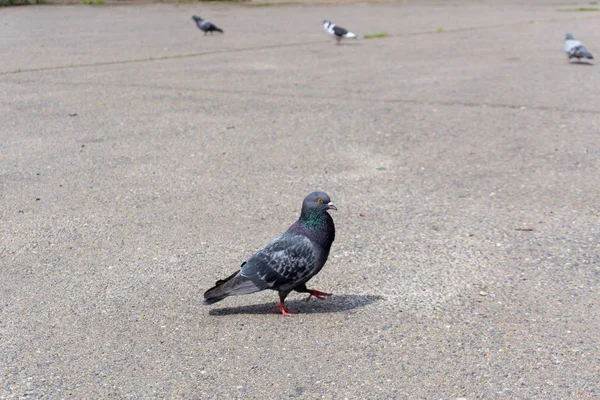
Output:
top-left (240, 233), bottom-right (317, 290)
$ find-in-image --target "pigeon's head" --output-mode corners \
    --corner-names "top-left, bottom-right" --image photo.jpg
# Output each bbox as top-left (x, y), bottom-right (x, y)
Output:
top-left (566, 33), bottom-right (574, 40)
top-left (302, 191), bottom-right (337, 213)
top-left (192, 15), bottom-right (202, 22)
top-left (323, 20), bottom-right (331, 27)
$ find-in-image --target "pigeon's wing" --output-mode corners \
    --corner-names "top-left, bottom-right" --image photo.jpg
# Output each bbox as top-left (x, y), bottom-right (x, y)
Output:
top-left (203, 21), bottom-right (223, 32)
top-left (332, 25), bottom-right (348, 37)
top-left (241, 233), bottom-right (317, 290)
top-left (564, 40), bottom-right (583, 56)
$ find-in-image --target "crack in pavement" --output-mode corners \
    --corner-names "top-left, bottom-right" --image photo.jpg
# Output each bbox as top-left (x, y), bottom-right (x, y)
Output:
top-left (4, 78), bottom-right (599, 115)
top-left (0, 40), bottom-right (330, 76)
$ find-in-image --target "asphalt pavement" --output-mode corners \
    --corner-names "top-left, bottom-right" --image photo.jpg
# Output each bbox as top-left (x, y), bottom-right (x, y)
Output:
top-left (1, 0), bottom-right (600, 398)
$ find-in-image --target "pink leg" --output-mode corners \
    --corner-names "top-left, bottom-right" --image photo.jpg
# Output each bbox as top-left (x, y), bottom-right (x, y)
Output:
top-left (305, 289), bottom-right (332, 302)
top-left (273, 300), bottom-right (297, 316)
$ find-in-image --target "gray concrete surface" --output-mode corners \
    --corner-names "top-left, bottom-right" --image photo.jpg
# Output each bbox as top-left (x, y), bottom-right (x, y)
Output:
top-left (1, 1), bottom-right (600, 398)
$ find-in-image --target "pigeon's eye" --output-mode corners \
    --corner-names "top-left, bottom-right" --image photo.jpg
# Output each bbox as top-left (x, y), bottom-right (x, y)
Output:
top-left (317, 198), bottom-right (323, 204)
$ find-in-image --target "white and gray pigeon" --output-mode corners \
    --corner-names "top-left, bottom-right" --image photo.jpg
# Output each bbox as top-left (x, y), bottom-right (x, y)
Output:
top-left (192, 15), bottom-right (224, 35)
top-left (204, 192), bottom-right (337, 316)
top-left (564, 33), bottom-right (593, 62)
top-left (323, 20), bottom-right (358, 45)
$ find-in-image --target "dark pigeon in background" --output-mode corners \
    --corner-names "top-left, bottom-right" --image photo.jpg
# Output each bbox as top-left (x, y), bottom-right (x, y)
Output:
top-left (323, 19), bottom-right (358, 45)
top-left (192, 15), bottom-right (224, 35)
top-left (564, 33), bottom-right (593, 62)
top-left (204, 192), bottom-right (337, 316)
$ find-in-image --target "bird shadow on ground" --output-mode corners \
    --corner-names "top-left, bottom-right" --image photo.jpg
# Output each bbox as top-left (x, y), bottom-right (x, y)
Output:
top-left (568, 61), bottom-right (594, 66)
top-left (208, 294), bottom-right (383, 316)
top-left (326, 42), bottom-right (362, 47)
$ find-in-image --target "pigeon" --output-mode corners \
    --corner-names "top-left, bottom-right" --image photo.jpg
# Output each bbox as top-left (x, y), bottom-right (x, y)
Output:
top-left (564, 33), bottom-right (593, 62)
top-left (204, 191), bottom-right (337, 316)
top-left (192, 15), bottom-right (224, 35)
top-left (323, 20), bottom-right (358, 45)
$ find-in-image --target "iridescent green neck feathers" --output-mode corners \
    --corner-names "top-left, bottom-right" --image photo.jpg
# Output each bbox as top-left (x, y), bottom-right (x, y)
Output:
top-left (300, 210), bottom-right (327, 230)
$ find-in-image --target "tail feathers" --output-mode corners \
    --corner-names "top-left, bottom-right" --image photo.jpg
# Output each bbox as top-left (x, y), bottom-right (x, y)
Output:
top-left (203, 268), bottom-right (261, 305)
top-left (578, 48), bottom-right (593, 59)
top-left (203, 288), bottom-right (230, 305)
top-left (574, 46), bottom-right (593, 59)
top-left (215, 27), bottom-right (224, 33)
top-left (344, 32), bottom-right (358, 39)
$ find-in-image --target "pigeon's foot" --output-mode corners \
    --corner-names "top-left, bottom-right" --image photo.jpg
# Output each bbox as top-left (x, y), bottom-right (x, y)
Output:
top-left (305, 289), bottom-right (332, 302)
top-left (273, 301), bottom-right (297, 316)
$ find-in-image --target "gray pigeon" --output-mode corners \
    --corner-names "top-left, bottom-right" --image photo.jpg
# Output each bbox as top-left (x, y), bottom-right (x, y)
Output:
top-left (323, 20), bottom-right (358, 45)
top-left (564, 33), bottom-right (593, 62)
top-left (192, 15), bottom-right (224, 35)
top-left (204, 191), bottom-right (337, 316)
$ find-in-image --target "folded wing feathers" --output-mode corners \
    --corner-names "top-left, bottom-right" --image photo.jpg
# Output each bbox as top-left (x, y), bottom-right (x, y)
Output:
top-left (241, 234), bottom-right (318, 290)
top-left (565, 40), bottom-right (593, 59)
top-left (325, 22), bottom-right (358, 39)
top-left (203, 234), bottom-right (318, 305)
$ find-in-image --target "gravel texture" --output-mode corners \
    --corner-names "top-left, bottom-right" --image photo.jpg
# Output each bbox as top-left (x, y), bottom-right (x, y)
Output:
top-left (1, 1), bottom-right (600, 398)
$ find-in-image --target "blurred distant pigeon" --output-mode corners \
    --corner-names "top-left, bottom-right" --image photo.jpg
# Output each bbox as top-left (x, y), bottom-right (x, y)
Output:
top-left (564, 33), bottom-right (593, 62)
top-left (204, 192), bottom-right (337, 316)
top-left (323, 20), bottom-right (358, 45)
top-left (192, 15), bottom-right (223, 35)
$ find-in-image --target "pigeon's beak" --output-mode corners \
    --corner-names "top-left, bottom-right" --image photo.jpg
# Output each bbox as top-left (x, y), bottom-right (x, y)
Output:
top-left (327, 202), bottom-right (337, 211)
